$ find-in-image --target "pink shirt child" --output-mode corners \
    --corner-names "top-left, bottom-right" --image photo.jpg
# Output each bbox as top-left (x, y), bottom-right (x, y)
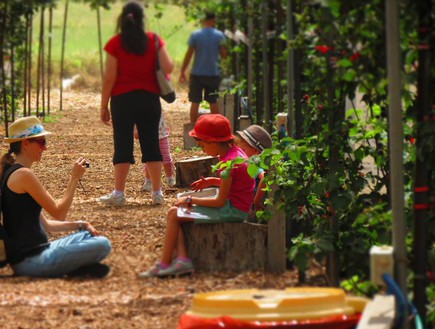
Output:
top-left (219, 145), bottom-right (255, 213)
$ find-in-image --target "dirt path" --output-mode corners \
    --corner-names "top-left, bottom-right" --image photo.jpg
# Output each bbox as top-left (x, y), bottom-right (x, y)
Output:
top-left (0, 90), bottom-right (320, 329)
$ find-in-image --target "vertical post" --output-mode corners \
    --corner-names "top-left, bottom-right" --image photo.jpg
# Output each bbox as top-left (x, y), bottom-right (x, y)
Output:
top-left (286, 0), bottom-right (295, 137)
top-left (96, 6), bottom-right (104, 82)
top-left (47, 5), bottom-right (53, 115)
top-left (36, 6), bottom-right (45, 117)
top-left (261, 2), bottom-right (269, 126)
top-left (60, 0), bottom-right (69, 111)
top-left (385, 1), bottom-right (408, 328)
top-left (27, 11), bottom-right (33, 115)
top-left (247, 4), bottom-right (253, 118)
top-left (0, 0), bottom-right (8, 130)
top-left (40, 6), bottom-right (46, 117)
top-left (10, 26), bottom-right (15, 121)
top-left (412, 0), bottom-right (431, 325)
top-left (267, 182), bottom-right (286, 273)
top-left (23, 12), bottom-right (29, 116)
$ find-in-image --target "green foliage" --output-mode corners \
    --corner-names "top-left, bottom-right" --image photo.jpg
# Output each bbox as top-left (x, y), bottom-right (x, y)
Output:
top-left (2, 0), bottom-right (434, 321)
top-left (341, 275), bottom-right (379, 297)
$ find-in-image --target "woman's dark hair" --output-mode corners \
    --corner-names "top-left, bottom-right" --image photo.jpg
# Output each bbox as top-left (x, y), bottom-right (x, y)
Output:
top-left (117, 1), bottom-right (148, 55)
top-left (0, 142), bottom-right (20, 182)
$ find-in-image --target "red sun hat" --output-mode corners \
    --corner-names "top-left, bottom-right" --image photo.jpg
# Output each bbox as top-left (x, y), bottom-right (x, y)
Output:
top-left (189, 114), bottom-right (234, 142)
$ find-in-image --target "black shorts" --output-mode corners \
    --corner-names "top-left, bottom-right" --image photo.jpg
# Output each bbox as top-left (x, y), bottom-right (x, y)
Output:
top-left (188, 74), bottom-right (221, 103)
top-left (110, 90), bottom-right (162, 164)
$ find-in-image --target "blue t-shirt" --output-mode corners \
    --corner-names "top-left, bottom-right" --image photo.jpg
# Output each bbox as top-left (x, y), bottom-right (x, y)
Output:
top-left (189, 27), bottom-right (226, 76)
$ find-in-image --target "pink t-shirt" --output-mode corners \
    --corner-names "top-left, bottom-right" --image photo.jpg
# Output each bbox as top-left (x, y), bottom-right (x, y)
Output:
top-left (104, 32), bottom-right (163, 96)
top-left (219, 145), bottom-right (255, 213)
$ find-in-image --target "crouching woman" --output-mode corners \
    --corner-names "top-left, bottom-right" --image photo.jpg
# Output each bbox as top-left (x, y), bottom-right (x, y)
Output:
top-left (1, 116), bottom-right (111, 278)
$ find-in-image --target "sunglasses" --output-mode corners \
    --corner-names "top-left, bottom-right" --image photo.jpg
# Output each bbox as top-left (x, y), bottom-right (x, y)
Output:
top-left (29, 138), bottom-right (47, 147)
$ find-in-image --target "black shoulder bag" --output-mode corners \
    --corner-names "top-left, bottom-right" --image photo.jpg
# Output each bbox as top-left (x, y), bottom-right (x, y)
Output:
top-left (154, 33), bottom-right (176, 103)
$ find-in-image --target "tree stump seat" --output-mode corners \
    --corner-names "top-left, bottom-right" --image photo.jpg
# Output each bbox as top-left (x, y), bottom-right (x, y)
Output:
top-left (182, 221), bottom-right (268, 273)
top-left (175, 156), bottom-right (219, 188)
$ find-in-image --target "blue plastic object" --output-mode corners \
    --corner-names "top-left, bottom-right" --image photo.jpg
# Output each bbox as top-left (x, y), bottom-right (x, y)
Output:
top-left (382, 273), bottom-right (423, 329)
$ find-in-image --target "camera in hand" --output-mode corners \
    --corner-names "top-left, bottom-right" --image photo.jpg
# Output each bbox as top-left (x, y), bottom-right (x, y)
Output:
top-left (85, 161), bottom-right (90, 168)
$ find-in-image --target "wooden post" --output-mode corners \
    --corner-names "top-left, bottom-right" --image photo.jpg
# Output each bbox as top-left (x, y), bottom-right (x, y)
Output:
top-left (238, 115), bottom-right (251, 131)
top-left (225, 94), bottom-right (235, 131)
top-left (267, 183), bottom-right (286, 273)
top-left (217, 97), bottom-right (224, 115)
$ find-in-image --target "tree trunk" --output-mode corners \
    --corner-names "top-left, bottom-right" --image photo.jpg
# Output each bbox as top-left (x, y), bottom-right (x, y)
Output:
top-left (182, 222), bottom-right (268, 272)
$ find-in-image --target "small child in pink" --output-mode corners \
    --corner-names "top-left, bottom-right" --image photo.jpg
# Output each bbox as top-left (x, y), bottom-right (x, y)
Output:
top-left (134, 115), bottom-right (175, 191)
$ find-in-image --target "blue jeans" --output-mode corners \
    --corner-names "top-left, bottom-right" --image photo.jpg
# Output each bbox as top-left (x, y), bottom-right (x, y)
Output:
top-left (12, 231), bottom-right (111, 277)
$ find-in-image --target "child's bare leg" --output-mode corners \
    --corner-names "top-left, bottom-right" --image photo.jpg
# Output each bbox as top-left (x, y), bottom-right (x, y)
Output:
top-left (175, 228), bottom-right (188, 259)
top-left (160, 136), bottom-right (174, 183)
top-left (163, 163), bottom-right (173, 178)
top-left (161, 207), bottom-right (192, 264)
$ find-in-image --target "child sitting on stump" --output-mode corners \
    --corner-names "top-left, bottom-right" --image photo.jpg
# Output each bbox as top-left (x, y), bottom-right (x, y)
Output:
top-left (139, 114), bottom-right (255, 278)
top-left (235, 125), bottom-right (272, 212)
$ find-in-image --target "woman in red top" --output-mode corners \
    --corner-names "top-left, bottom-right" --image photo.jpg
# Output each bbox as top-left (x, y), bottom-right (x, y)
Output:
top-left (99, 0), bottom-right (174, 206)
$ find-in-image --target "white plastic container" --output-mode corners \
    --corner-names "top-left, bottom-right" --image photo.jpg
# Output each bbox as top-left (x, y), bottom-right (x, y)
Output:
top-left (370, 245), bottom-right (394, 286)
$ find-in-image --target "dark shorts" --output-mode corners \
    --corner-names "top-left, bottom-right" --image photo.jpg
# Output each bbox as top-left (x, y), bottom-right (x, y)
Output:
top-left (110, 90), bottom-right (162, 164)
top-left (188, 75), bottom-right (221, 103)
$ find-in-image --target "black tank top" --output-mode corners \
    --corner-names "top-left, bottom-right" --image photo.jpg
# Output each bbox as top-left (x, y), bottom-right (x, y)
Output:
top-left (2, 164), bottom-right (49, 264)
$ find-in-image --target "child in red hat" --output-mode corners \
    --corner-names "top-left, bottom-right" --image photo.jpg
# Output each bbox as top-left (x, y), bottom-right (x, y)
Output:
top-left (139, 114), bottom-right (255, 278)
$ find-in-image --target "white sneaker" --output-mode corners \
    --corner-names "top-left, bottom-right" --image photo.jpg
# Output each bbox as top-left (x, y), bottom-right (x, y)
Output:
top-left (152, 192), bottom-right (164, 205)
top-left (141, 180), bottom-right (152, 192)
top-left (166, 177), bottom-right (176, 187)
top-left (99, 192), bottom-right (126, 206)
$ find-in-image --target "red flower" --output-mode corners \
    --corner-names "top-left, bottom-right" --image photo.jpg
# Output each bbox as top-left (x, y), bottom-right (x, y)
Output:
top-left (406, 135), bottom-right (416, 144)
top-left (315, 45), bottom-right (333, 54)
top-left (350, 52), bottom-right (361, 61)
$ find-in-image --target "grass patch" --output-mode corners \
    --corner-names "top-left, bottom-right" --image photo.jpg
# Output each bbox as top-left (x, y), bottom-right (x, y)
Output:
top-left (33, 1), bottom-right (197, 89)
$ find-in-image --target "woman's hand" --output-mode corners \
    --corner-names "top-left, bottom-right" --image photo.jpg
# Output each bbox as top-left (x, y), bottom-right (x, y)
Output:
top-left (71, 157), bottom-right (88, 181)
top-left (100, 108), bottom-right (111, 126)
top-left (79, 221), bottom-right (100, 236)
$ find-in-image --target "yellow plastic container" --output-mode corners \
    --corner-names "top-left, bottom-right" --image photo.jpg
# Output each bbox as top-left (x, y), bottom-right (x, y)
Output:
top-left (186, 287), bottom-right (368, 322)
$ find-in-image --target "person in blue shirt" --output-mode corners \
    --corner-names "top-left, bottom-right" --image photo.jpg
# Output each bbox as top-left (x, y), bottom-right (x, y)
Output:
top-left (179, 11), bottom-right (228, 123)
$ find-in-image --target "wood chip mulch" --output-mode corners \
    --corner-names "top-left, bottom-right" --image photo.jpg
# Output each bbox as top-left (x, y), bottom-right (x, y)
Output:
top-left (0, 89), bottom-right (326, 329)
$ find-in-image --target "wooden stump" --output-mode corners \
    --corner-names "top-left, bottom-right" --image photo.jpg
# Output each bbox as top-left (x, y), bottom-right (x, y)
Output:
top-left (182, 222), bottom-right (268, 272)
top-left (175, 156), bottom-right (219, 187)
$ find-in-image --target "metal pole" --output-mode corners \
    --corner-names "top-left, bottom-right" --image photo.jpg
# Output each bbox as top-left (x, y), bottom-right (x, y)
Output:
top-left (385, 1), bottom-right (408, 327)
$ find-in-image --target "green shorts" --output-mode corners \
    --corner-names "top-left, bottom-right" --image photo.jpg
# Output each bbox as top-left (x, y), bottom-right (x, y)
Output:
top-left (179, 200), bottom-right (248, 224)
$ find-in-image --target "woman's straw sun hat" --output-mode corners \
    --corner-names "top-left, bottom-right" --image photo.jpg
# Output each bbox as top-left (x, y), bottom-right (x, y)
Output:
top-left (4, 116), bottom-right (52, 143)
